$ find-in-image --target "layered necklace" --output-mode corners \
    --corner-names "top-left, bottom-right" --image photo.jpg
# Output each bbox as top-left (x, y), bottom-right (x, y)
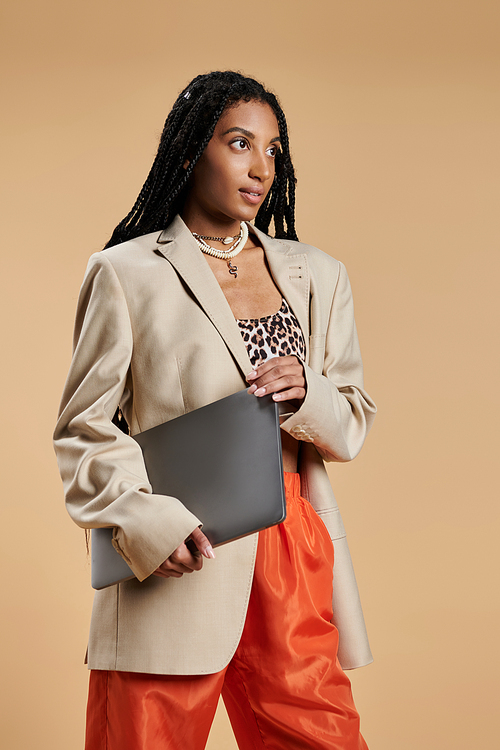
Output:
top-left (192, 222), bottom-right (248, 278)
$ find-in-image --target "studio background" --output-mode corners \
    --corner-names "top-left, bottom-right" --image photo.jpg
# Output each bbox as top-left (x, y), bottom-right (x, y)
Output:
top-left (1, 1), bottom-right (498, 747)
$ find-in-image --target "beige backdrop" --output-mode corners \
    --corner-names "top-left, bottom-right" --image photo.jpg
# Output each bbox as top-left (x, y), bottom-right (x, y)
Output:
top-left (2, 1), bottom-right (499, 747)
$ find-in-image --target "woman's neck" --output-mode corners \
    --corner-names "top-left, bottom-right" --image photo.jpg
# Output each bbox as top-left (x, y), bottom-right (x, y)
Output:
top-left (181, 206), bottom-right (242, 240)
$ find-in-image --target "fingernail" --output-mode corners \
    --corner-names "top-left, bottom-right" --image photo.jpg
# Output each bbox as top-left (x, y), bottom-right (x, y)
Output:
top-left (205, 546), bottom-right (216, 559)
top-left (248, 384), bottom-right (257, 394)
top-left (272, 393), bottom-right (282, 400)
top-left (246, 371), bottom-right (258, 380)
top-left (254, 387), bottom-right (266, 396)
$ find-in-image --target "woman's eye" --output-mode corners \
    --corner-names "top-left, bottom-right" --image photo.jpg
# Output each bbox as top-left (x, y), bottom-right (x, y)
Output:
top-left (266, 146), bottom-right (279, 158)
top-left (232, 139), bottom-right (248, 151)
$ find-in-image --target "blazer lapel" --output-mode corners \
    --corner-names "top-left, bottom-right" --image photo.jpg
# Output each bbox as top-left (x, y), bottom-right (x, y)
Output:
top-left (250, 225), bottom-right (311, 363)
top-left (154, 215), bottom-right (254, 378)
top-left (155, 216), bottom-right (311, 375)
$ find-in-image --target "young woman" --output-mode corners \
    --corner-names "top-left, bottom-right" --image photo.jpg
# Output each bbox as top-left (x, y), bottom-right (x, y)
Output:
top-left (54, 71), bottom-right (377, 749)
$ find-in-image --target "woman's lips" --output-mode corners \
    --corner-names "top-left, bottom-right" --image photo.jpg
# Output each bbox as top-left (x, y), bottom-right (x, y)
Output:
top-left (239, 189), bottom-right (263, 205)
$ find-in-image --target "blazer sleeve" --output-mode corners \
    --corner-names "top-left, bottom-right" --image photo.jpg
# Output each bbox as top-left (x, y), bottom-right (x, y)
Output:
top-left (53, 253), bottom-right (202, 582)
top-left (280, 260), bottom-right (377, 461)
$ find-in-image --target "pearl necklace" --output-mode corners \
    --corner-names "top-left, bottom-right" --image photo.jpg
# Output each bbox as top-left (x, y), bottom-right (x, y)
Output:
top-left (192, 222), bottom-right (248, 278)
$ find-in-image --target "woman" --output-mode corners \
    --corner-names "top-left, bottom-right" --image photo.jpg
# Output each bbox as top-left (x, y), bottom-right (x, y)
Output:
top-left (54, 71), bottom-right (377, 749)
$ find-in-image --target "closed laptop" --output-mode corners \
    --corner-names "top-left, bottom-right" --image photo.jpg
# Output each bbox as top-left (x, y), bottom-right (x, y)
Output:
top-left (91, 389), bottom-right (286, 589)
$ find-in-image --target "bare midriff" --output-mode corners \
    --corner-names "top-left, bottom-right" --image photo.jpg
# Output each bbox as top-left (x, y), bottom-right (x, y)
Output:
top-left (281, 430), bottom-right (300, 473)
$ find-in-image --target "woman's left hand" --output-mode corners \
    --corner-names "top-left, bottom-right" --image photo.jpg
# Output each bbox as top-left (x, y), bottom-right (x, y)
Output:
top-left (246, 355), bottom-right (306, 406)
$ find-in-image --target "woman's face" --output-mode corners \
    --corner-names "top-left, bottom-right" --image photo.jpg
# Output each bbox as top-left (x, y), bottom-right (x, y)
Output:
top-left (183, 99), bottom-right (281, 230)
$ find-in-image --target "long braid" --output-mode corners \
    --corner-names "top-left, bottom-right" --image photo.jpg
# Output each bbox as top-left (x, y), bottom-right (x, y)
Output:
top-left (104, 71), bottom-right (298, 248)
top-left (139, 89), bottom-right (238, 236)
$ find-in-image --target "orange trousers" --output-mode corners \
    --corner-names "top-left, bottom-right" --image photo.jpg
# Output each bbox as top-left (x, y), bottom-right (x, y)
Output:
top-left (86, 473), bottom-right (368, 749)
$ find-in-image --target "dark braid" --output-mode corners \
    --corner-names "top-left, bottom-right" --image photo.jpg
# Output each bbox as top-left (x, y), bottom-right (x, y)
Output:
top-left (104, 71), bottom-right (298, 248)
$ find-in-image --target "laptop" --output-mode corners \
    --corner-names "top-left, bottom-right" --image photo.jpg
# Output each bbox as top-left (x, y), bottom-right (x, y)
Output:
top-left (91, 389), bottom-right (286, 589)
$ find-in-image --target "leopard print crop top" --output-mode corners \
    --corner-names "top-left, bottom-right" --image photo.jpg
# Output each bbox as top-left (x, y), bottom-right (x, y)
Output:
top-left (236, 297), bottom-right (306, 367)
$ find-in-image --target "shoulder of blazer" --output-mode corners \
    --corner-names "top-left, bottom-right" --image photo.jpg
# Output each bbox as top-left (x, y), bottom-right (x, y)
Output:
top-left (281, 241), bottom-right (342, 278)
top-left (92, 232), bottom-right (182, 291)
top-left (99, 231), bottom-right (164, 265)
top-left (250, 226), bottom-right (342, 277)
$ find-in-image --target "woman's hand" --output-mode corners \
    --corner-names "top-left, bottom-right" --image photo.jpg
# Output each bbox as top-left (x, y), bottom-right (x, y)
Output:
top-left (246, 355), bottom-right (306, 406)
top-left (153, 527), bottom-right (215, 579)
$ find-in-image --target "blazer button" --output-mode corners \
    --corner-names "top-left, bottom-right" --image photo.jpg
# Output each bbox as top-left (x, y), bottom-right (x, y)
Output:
top-left (291, 426), bottom-right (309, 439)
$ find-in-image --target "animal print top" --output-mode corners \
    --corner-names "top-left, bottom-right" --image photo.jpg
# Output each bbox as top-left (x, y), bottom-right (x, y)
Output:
top-left (236, 297), bottom-right (306, 367)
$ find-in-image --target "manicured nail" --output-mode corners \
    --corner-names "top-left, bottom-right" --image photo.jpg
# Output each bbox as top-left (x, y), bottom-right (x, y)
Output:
top-left (248, 384), bottom-right (257, 394)
top-left (205, 546), bottom-right (216, 559)
top-left (272, 393), bottom-right (283, 400)
top-left (254, 387), bottom-right (266, 397)
top-left (246, 371), bottom-right (258, 380)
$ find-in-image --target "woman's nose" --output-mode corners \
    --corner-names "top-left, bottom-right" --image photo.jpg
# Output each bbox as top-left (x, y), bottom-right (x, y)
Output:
top-left (249, 150), bottom-right (272, 182)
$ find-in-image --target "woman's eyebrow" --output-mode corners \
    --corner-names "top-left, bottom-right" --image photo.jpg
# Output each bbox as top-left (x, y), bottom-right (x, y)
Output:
top-left (221, 127), bottom-right (281, 144)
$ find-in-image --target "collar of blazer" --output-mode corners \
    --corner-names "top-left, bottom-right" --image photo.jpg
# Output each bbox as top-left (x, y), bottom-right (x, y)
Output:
top-left (154, 214), bottom-right (310, 380)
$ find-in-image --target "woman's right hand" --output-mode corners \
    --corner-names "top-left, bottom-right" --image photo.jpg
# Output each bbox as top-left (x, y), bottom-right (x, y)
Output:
top-left (152, 527), bottom-right (215, 579)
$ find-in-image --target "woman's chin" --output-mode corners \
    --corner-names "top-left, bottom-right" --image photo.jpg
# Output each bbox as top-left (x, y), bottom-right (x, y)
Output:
top-left (234, 203), bottom-right (261, 224)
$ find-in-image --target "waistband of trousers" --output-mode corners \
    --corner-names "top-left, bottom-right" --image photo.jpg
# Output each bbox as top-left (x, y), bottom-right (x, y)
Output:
top-left (283, 472), bottom-right (301, 498)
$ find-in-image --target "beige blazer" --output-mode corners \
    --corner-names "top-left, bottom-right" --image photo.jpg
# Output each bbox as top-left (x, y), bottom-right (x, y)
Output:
top-left (54, 215), bottom-right (377, 675)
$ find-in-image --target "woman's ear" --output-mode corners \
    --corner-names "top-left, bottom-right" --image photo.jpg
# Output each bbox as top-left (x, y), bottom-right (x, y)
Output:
top-left (183, 158), bottom-right (190, 170)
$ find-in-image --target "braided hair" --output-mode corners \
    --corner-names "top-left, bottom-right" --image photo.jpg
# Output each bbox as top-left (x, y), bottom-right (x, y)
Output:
top-left (104, 71), bottom-right (298, 248)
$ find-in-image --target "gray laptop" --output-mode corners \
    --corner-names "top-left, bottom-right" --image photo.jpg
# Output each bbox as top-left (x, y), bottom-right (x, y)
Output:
top-left (91, 389), bottom-right (286, 589)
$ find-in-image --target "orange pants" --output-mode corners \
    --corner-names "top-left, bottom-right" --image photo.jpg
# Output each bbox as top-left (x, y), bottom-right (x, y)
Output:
top-left (86, 473), bottom-right (368, 749)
